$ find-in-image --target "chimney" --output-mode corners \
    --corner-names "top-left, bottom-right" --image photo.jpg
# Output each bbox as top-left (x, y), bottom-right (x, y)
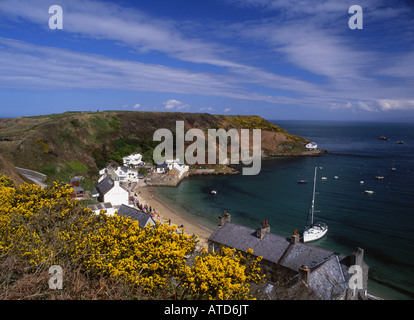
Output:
top-left (218, 210), bottom-right (231, 226)
top-left (351, 247), bottom-right (364, 266)
top-left (256, 220), bottom-right (270, 240)
top-left (291, 229), bottom-right (299, 244)
top-left (299, 265), bottom-right (310, 284)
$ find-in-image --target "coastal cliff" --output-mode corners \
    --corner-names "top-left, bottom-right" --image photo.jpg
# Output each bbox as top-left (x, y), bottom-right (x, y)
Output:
top-left (0, 111), bottom-right (315, 185)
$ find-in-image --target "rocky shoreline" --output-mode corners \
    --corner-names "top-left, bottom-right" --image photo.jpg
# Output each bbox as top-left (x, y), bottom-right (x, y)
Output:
top-left (143, 149), bottom-right (326, 187)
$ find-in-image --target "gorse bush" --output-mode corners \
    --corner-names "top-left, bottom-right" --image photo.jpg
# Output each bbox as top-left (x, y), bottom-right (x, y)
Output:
top-left (0, 174), bottom-right (264, 299)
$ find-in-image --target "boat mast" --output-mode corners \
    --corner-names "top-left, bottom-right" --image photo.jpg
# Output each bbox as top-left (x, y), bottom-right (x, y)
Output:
top-left (310, 166), bottom-right (317, 225)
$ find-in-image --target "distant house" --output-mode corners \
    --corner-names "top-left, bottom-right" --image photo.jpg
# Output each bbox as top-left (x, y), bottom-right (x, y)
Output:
top-left (306, 142), bottom-right (318, 150)
top-left (208, 214), bottom-right (370, 300)
top-left (98, 165), bottom-right (140, 183)
top-left (126, 168), bottom-right (139, 181)
top-left (155, 159), bottom-right (189, 178)
top-left (69, 177), bottom-right (84, 200)
top-left (114, 166), bottom-right (129, 181)
top-left (166, 159), bottom-right (189, 178)
top-left (156, 162), bottom-right (169, 174)
top-left (116, 204), bottom-right (156, 229)
top-left (95, 177), bottom-right (129, 206)
top-left (123, 153), bottom-right (143, 167)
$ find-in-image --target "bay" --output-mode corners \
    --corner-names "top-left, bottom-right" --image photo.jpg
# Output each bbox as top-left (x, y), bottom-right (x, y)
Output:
top-left (155, 120), bottom-right (414, 300)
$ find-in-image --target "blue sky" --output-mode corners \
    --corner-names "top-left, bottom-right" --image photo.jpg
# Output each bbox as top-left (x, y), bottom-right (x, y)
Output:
top-left (0, 0), bottom-right (413, 121)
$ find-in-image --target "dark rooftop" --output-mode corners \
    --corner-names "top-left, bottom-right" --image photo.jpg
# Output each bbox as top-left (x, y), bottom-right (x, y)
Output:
top-left (117, 204), bottom-right (156, 229)
top-left (156, 162), bottom-right (168, 169)
top-left (308, 256), bottom-right (348, 300)
top-left (208, 222), bottom-right (291, 264)
top-left (96, 177), bottom-right (114, 196)
top-left (88, 202), bottom-right (113, 211)
top-left (279, 242), bottom-right (337, 271)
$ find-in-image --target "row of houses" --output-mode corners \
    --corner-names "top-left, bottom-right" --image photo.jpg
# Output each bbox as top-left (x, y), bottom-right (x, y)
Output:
top-left (208, 213), bottom-right (371, 300)
top-left (87, 176), bottom-right (157, 228)
top-left (98, 153), bottom-right (189, 183)
top-left (87, 203), bottom-right (156, 229)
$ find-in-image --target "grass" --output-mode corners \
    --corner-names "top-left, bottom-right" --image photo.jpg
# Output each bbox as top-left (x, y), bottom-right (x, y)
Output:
top-left (64, 160), bottom-right (88, 173)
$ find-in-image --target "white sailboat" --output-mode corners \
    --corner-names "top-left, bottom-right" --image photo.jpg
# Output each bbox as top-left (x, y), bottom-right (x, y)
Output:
top-left (303, 167), bottom-right (328, 243)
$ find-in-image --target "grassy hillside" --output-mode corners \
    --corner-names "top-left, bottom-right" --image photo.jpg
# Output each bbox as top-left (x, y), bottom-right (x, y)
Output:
top-left (0, 111), bottom-right (310, 185)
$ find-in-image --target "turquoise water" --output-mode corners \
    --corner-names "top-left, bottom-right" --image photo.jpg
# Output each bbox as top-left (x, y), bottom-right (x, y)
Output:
top-left (155, 120), bottom-right (414, 300)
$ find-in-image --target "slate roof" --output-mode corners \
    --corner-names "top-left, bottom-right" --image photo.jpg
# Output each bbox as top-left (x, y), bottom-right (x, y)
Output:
top-left (209, 222), bottom-right (347, 273)
top-left (88, 202), bottom-right (113, 211)
top-left (308, 256), bottom-right (348, 300)
top-left (156, 162), bottom-right (168, 170)
top-left (208, 222), bottom-right (291, 264)
top-left (209, 221), bottom-right (367, 300)
top-left (279, 242), bottom-right (337, 271)
top-left (95, 177), bottom-right (115, 196)
top-left (73, 186), bottom-right (84, 193)
top-left (119, 166), bottom-right (128, 173)
top-left (117, 204), bottom-right (156, 229)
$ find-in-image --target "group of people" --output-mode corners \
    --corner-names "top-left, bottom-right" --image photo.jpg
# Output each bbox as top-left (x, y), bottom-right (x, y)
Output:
top-left (131, 190), bottom-right (182, 231)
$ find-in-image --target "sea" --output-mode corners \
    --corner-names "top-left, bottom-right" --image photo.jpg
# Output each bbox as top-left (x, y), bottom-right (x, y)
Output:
top-left (155, 120), bottom-right (414, 300)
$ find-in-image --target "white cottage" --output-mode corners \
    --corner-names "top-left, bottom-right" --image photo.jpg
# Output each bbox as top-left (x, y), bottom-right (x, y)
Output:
top-left (123, 153), bottom-right (142, 167)
top-left (114, 166), bottom-right (128, 181)
top-left (166, 159), bottom-right (189, 178)
top-left (306, 142), bottom-right (318, 150)
top-left (95, 177), bottom-right (129, 206)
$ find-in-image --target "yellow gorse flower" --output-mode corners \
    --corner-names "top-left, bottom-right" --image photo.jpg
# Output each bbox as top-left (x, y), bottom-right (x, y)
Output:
top-left (0, 173), bottom-right (264, 299)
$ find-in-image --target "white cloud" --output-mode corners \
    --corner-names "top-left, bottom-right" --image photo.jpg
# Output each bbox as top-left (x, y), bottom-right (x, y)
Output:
top-left (0, 0), bottom-right (413, 117)
top-left (199, 107), bottom-right (214, 112)
top-left (0, 0), bottom-right (240, 68)
top-left (0, 37), bottom-right (302, 104)
top-left (163, 99), bottom-right (191, 110)
top-left (223, 108), bottom-right (231, 113)
top-left (132, 104), bottom-right (141, 109)
top-left (376, 100), bottom-right (414, 111)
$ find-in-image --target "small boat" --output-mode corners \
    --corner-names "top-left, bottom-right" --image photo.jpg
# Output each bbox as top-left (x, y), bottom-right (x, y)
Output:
top-left (321, 177), bottom-right (328, 180)
top-left (334, 176), bottom-right (339, 179)
top-left (211, 190), bottom-right (217, 194)
top-left (397, 141), bottom-right (405, 144)
top-left (378, 136), bottom-right (388, 140)
top-left (364, 190), bottom-right (375, 194)
top-left (297, 180), bottom-right (307, 184)
top-left (360, 180), bottom-right (365, 184)
top-left (375, 176), bottom-right (384, 180)
top-left (303, 167), bottom-right (328, 243)
top-left (391, 161), bottom-right (396, 171)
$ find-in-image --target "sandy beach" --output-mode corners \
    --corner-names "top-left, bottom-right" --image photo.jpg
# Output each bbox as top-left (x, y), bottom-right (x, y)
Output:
top-left (133, 185), bottom-right (214, 248)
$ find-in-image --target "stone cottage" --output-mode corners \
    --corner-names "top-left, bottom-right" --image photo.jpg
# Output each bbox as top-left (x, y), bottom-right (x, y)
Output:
top-left (208, 213), bottom-right (370, 300)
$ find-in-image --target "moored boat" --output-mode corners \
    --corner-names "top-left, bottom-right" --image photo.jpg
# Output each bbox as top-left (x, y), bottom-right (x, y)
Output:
top-left (303, 167), bottom-right (328, 243)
